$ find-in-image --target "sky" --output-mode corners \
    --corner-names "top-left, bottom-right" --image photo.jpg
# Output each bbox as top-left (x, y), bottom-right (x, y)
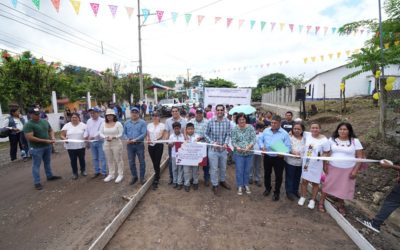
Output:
top-left (0, 0), bottom-right (384, 87)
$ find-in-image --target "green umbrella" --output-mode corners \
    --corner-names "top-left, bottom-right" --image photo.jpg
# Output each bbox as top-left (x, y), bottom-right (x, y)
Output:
top-left (228, 105), bottom-right (256, 115)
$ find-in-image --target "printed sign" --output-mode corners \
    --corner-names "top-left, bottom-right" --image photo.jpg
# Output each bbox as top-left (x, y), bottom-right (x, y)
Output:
top-left (176, 142), bottom-right (207, 166)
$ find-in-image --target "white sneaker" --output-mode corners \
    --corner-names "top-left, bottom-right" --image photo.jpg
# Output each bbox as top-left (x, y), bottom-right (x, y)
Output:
top-left (298, 197), bottom-right (306, 206)
top-left (237, 187), bottom-right (243, 195)
top-left (115, 175), bottom-right (123, 183)
top-left (104, 175), bottom-right (114, 182)
top-left (245, 186), bottom-right (251, 194)
top-left (308, 199), bottom-right (316, 209)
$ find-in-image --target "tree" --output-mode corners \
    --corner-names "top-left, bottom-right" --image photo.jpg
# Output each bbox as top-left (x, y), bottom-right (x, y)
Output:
top-left (205, 77), bottom-right (237, 88)
top-left (257, 73), bottom-right (290, 91)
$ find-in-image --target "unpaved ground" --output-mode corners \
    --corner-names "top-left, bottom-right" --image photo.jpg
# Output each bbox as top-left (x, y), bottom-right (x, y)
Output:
top-left (107, 166), bottom-right (356, 250)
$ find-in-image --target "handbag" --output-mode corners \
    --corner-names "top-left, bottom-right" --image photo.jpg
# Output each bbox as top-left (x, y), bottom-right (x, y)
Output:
top-left (0, 127), bottom-right (10, 138)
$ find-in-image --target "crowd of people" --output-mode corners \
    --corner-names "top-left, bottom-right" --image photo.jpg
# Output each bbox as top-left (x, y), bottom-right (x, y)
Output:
top-left (1, 102), bottom-right (399, 234)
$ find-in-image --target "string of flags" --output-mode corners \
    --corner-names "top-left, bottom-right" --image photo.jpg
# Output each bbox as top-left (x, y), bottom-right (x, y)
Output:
top-left (8, 0), bottom-right (374, 36)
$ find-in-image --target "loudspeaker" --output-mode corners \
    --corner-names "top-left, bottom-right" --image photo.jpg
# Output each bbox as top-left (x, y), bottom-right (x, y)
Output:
top-left (295, 89), bottom-right (306, 101)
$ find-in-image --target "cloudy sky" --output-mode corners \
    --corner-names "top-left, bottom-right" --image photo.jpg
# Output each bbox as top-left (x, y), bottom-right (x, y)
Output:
top-left (0, 0), bottom-right (383, 86)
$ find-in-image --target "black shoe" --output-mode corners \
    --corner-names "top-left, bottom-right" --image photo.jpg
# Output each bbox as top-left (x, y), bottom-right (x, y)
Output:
top-left (212, 186), bottom-right (220, 196)
top-left (173, 183), bottom-right (178, 189)
top-left (272, 193), bottom-right (280, 201)
top-left (177, 185), bottom-right (183, 190)
top-left (249, 179), bottom-right (254, 185)
top-left (72, 174), bottom-right (78, 180)
top-left (263, 189), bottom-right (271, 196)
top-left (294, 193), bottom-right (300, 199)
top-left (193, 184), bottom-right (199, 190)
top-left (129, 176), bottom-right (138, 185)
top-left (34, 183), bottom-right (43, 190)
top-left (47, 175), bottom-right (62, 181)
top-left (81, 171), bottom-right (87, 176)
top-left (92, 173), bottom-right (101, 179)
top-left (204, 179), bottom-right (210, 187)
top-left (185, 186), bottom-right (190, 192)
top-left (168, 178), bottom-right (173, 185)
top-left (255, 181), bottom-right (262, 187)
top-left (287, 193), bottom-right (296, 201)
top-left (152, 183), bottom-right (158, 190)
top-left (140, 179), bottom-right (147, 185)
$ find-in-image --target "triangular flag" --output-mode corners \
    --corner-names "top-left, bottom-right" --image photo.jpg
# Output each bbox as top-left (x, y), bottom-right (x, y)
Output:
top-left (315, 26), bottom-right (320, 34)
top-left (332, 27), bottom-right (337, 34)
top-left (227, 18), bottom-right (233, 28)
top-left (337, 52), bottom-right (341, 58)
top-left (109, 5), bottom-right (118, 18)
top-left (198, 15), bottom-right (205, 25)
top-left (142, 9), bottom-right (150, 23)
top-left (384, 43), bottom-right (389, 49)
top-left (346, 50), bottom-right (351, 56)
top-left (70, 0), bottom-right (81, 15)
top-left (289, 24), bottom-right (294, 32)
top-left (185, 13), bottom-right (192, 24)
top-left (260, 21), bottom-right (266, 31)
top-left (299, 25), bottom-right (304, 33)
top-left (323, 26), bottom-right (328, 35)
top-left (270, 22), bottom-right (276, 31)
top-left (11, 0), bottom-right (17, 8)
top-left (171, 12), bottom-right (178, 23)
top-left (90, 3), bottom-right (100, 17)
top-left (311, 56), bottom-right (316, 62)
top-left (354, 48), bottom-right (360, 53)
top-left (51, 0), bottom-right (60, 12)
top-left (238, 19), bottom-right (244, 28)
top-left (328, 53), bottom-right (333, 59)
top-left (32, 0), bottom-right (40, 9)
top-left (250, 20), bottom-right (256, 29)
top-left (279, 23), bottom-right (285, 31)
top-left (215, 16), bottom-right (221, 24)
top-left (126, 7), bottom-right (134, 19)
top-left (306, 25), bottom-right (312, 33)
top-left (156, 10), bottom-right (164, 23)
top-left (320, 55), bottom-right (324, 61)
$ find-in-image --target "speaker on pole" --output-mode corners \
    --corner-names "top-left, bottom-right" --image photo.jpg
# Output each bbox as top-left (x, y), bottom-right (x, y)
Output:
top-left (295, 89), bottom-right (306, 101)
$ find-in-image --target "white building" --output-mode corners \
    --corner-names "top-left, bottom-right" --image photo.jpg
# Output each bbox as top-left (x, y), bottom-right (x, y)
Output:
top-left (304, 64), bottom-right (400, 100)
top-left (175, 76), bottom-right (185, 90)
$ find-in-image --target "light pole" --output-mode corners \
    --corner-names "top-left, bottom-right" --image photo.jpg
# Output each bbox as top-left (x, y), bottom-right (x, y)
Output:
top-left (378, 0), bottom-right (386, 136)
top-left (137, 0), bottom-right (144, 101)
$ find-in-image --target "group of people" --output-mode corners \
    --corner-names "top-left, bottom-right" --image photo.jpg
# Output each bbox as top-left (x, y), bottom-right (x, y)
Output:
top-left (2, 103), bottom-right (399, 234)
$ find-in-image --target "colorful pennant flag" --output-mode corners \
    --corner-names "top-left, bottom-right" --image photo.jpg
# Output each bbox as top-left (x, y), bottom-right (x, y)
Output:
top-left (11, 0), bottom-right (17, 8)
top-left (215, 16), bottom-right (221, 24)
top-left (315, 26), bottom-right (320, 34)
top-left (32, 0), bottom-right (40, 9)
top-left (126, 7), bottom-right (134, 19)
top-left (238, 19), bottom-right (244, 28)
top-left (332, 27), bottom-right (337, 34)
top-left (109, 5), bottom-right (118, 18)
top-left (90, 3), bottom-right (100, 17)
top-left (156, 10), bottom-right (164, 23)
top-left (289, 24), bottom-right (294, 32)
top-left (271, 22), bottom-right (276, 31)
top-left (279, 23), bottom-right (285, 31)
top-left (227, 18), bottom-right (233, 28)
top-left (320, 55), bottom-right (324, 61)
top-left (323, 26), bottom-right (328, 35)
top-left (250, 20), bottom-right (256, 29)
top-left (299, 25), bottom-right (304, 33)
top-left (171, 12), bottom-right (178, 23)
top-left (142, 9), bottom-right (150, 23)
top-left (260, 21), bottom-right (266, 31)
top-left (51, 0), bottom-right (60, 12)
top-left (311, 56), bottom-right (316, 62)
top-left (337, 52), bottom-right (341, 58)
top-left (185, 13), bottom-right (192, 24)
top-left (306, 25), bottom-right (312, 33)
top-left (70, 0), bottom-right (81, 15)
top-left (198, 15), bottom-right (205, 26)
top-left (328, 53), bottom-right (333, 59)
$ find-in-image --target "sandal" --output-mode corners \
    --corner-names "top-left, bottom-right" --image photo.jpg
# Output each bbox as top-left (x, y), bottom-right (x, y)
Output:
top-left (318, 203), bottom-right (326, 213)
top-left (337, 203), bottom-right (346, 216)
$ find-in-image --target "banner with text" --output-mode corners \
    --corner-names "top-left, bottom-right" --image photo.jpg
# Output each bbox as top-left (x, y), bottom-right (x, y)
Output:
top-left (204, 88), bottom-right (252, 107)
top-left (176, 142), bottom-right (207, 166)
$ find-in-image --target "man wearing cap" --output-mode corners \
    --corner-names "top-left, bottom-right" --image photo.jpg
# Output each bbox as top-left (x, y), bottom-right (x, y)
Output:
top-left (23, 107), bottom-right (61, 190)
top-left (165, 106), bottom-right (187, 184)
top-left (124, 107), bottom-right (147, 185)
top-left (192, 108), bottom-right (210, 186)
top-left (84, 107), bottom-right (107, 178)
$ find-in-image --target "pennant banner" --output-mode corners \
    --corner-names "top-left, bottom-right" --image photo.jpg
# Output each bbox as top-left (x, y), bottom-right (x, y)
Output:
top-left (11, 0), bottom-right (17, 8)
top-left (109, 5), bottom-right (118, 18)
top-left (215, 16), bottom-right (221, 24)
top-left (142, 9), bottom-right (150, 23)
top-left (70, 0), bottom-right (81, 15)
top-left (32, 0), bottom-right (40, 10)
top-left (171, 12), bottom-right (178, 23)
top-left (227, 18), bottom-right (233, 28)
top-left (238, 19), bottom-right (244, 28)
top-left (90, 3), bottom-right (99, 17)
top-left (260, 21), bottom-right (266, 31)
top-left (271, 22), bottom-right (276, 31)
top-left (198, 15), bottom-right (205, 26)
top-left (289, 23), bottom-right (294, 32)
top-left (51, 0), bottom-right (60, 12)
top-left (250, 20), bottom-right (256, 29)
top-left (184, 13), bottom-right (192, 24)
top-left (125, 7), bottom-right (134, 19)
top-left (156, 10), bottom-right (164, 23)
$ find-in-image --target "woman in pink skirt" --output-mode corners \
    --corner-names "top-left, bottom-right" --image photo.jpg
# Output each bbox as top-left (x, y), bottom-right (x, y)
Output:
top-left (319, 122), bottom-right (363, 215)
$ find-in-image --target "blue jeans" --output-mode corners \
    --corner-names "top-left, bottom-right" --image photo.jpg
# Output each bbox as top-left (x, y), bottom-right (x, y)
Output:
top-left (372, 183), bottom-right (400, 229)
top-left (208, 150), bottom-right (227, 187)
top-left (285, 162), bottom-right (302, 195)
top-left (90, 141), bottom-right (107, 175)
top-left (127, 143), bottom-right (146, 179)
top-left (234, 153), bottom-right (253, 187)
top-left (30, 145), bottom-right (53, 184)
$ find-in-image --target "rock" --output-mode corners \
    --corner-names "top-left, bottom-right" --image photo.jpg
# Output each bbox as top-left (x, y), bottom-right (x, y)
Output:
top-left (372, 192), bottom-right (385, 205)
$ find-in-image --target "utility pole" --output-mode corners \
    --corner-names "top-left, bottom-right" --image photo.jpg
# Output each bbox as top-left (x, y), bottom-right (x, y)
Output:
top-left (378, 0), bottom-right (386, 138)
top-left (137, 0), bottom-right (144, 101)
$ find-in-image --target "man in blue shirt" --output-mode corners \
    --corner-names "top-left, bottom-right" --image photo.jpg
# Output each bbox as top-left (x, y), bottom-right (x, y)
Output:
top-left (258, 115), bottom-right (291, 201)
top-left (124, 107), bottom-right (147, 185)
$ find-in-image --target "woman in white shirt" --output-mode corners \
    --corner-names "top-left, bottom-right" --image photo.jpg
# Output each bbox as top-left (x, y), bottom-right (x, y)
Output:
top-left (3, 107), bottom-right (29, 161)
top-left (146, 111), bottom-right (166, 190)
top-left (60, 113), bottom-right (87, 179)
top-left (100, 109), bottom-right (124, 183)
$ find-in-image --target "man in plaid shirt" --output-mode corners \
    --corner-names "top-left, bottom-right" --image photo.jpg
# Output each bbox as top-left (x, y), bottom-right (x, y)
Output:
top-left (205, 104), bottom-right (232, 196)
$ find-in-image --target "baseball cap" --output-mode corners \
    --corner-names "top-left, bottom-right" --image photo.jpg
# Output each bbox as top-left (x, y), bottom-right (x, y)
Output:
top-left (131, 107), bottom-right (140, 113)
top-left (195, 108), bottom-right (204, 113)
top-left (90, 107), bottom-right (101, 113)
top-left (28, 107), bottom-right (40, 115)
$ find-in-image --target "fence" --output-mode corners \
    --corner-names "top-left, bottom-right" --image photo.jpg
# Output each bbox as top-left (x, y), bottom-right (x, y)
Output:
top-left (261, 86), bottom-right (301, 117)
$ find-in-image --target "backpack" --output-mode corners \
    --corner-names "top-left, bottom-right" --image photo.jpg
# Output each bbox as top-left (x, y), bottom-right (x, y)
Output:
top-left (0, 116), bottom-right (13, 138)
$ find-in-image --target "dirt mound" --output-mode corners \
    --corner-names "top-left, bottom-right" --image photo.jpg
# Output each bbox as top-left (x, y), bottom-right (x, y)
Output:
top-left (308, 116), bottom-right (342, 124)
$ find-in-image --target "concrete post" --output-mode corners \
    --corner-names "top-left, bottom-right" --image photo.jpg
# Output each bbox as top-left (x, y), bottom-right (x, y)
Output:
top-left (87, 92), bottom-right (92, 109)
top-left (51, 91), bottom-right (58, 113)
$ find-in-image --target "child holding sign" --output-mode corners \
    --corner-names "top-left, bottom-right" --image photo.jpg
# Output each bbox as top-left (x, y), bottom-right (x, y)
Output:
top-left (169, 122), bottom-right (185, 189)
top-left (183, 123), bottom-right (200, 192)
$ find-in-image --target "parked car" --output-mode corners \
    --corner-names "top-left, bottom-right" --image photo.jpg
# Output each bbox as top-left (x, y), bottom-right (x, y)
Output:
top-left (155, 98), bottom-right (183, 117)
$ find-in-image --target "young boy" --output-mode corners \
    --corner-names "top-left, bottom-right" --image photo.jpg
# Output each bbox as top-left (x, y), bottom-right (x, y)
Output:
top-left (183, 123), bottom-right (200, 192)
top-left (250, 122), bottom-right (265, 186)
top-left (169, 122), bottom-right (185, 189)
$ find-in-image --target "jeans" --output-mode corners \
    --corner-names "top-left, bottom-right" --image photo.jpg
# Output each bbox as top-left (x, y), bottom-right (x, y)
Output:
top-left (264, 155), bottom-right (285, 194)
top-left (372, 183), bottom-right (400, 229)
top-left (30, 145), bottom-right (53, 184)
top-left (208, 150), bottom-right (228, 187)
top-left (168, 146), bottom-right (173, 180)
top-left (148, 144), bottom-right (164, 182)
top-left (285, 162), bottom-right (302, 195)
top-left (67, 148), bottom-right (86, 174)
top-left (127, 143), bottom-right (146, 179)
top-left (184, 166), bottom-right (199, 186)
top-left (250, 154), bottom-right (262, 182)
top-left (90, 141), bottom-right (107, 175)
top-left (234, 153), bottom-right (253, 187)
top-left (171, 157), bottom-right (183, 184)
